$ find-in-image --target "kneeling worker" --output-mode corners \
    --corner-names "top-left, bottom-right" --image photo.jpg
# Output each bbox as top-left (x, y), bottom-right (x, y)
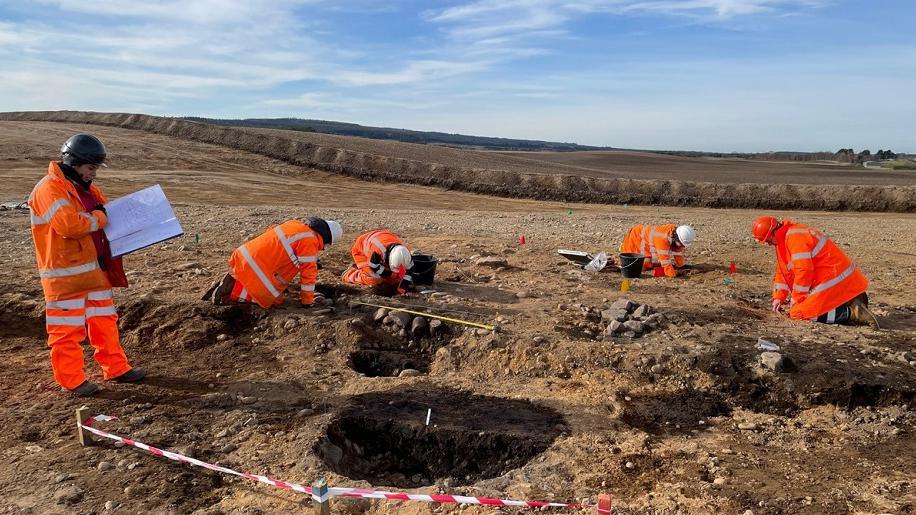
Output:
top-left (208, 217), bottom-right (342, 308)
top-left (342, 229), bottom-right (414, 293)
top-left (620, 223), bottom-right (696, 277)
top-left (752, 216), bottom-right (877, 326)
top-left (29, 134), bottom-right (145, 396)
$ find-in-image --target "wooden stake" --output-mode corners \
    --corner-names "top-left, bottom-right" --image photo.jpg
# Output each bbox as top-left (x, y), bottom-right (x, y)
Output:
top-left (312, 478), bottom-right (330, 515)
top-left (75, 406), bottom-right (93, 447)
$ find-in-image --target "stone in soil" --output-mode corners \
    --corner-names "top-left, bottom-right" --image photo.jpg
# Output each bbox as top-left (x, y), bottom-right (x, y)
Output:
top-left (759, 352), bottom-right (784, 372)
top-left (410, 316), bottom-right (428, 337)
top-left (54, 486), bottom-right (83, 505)
top-left (610, 298), bottom-right (636, 313)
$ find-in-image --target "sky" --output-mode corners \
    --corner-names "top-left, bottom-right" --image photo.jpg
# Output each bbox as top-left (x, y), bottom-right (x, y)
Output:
top-left (0, 0), bottom-right (914, 152)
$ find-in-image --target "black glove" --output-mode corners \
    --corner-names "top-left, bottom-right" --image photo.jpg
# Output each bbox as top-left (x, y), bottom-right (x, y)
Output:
top-left (316, 258), bottom-right (322, 270)
top-left (399, 276), bottom-right (416, 292)
top-left (92, 204), bottom-right (106, 214)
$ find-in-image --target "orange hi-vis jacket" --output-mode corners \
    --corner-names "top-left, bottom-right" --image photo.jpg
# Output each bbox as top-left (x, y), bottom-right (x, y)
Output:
top-left (29, 162), bottom-right (111, 300)
top-left (620, 224), bottom-right (686, 278)
top-left (770, 221), bottom-right (868, 320)
top-left (228, 220), bottom-right (323, 308)
top-left (346, 230), bottom-right (408, 286)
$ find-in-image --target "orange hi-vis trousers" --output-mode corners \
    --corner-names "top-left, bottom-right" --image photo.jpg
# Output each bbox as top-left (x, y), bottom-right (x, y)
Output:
top-left (45, 289), bottom-right (131, 389)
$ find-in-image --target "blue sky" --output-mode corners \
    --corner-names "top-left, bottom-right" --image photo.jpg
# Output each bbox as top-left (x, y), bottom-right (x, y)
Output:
top-left (0, 0), bottom-right (913, 152)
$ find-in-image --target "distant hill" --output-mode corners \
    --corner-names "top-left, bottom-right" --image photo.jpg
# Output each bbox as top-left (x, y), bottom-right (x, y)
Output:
top-left (181, 117), bottom-right (612, 152)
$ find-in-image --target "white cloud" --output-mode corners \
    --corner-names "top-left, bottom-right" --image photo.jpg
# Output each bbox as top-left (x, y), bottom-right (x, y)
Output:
top-left (426, 0), bottom-right (827, 42)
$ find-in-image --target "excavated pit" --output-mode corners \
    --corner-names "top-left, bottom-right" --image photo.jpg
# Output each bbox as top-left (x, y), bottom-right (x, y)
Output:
top-left (348, 349), bottom-right (428, 377)
top-left (316, 387), bottom-right (564, 488)
top-left (620, 390), bottom-right (731, 435)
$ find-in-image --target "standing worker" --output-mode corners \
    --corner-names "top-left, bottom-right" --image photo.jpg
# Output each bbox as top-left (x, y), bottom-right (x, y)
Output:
top-left (28, 134), bottom-right (145, 397)
top-left (752, 216), bottom-right (878, 326)
top-left (207, 217), bottom-right (342, 308)
top-left (619, 223), bottom-right (696, 278)
top-left (342, 229), bottom-right (414, 294)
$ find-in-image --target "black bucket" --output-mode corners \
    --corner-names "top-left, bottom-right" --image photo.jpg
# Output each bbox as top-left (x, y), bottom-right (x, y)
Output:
top-left (410, 254), bottom-right (438, 285)
top-left (619, 253), bottom-right (646, 279)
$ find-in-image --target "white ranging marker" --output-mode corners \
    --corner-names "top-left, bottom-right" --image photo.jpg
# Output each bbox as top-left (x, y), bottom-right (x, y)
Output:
top-left (425, 408), bottom-right (432, 426)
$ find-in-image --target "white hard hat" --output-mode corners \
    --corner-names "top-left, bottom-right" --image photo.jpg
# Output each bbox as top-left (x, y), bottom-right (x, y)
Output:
top-left (675, 225), bottom-right (696, 247)
top-left (388, 245), bottom-right (413, 270)
top-left (326, 220), bottom-right (343, 246)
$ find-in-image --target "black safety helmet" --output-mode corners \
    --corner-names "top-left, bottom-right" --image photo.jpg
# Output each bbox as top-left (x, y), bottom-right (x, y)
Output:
top-left (61, 134), bottom-right (107, 167)
top-left (307, 217), bottom-right (332, 247)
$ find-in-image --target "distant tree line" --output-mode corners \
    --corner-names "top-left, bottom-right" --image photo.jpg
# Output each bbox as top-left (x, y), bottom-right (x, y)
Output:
top-left (182, 117), bottom-right (910, 161)
top-left (182, 117), bottom-right (609, 152)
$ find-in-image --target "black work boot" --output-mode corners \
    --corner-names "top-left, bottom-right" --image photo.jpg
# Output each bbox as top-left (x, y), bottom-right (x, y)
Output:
top-left (111, 368), bottom-right (146, 383)
top-left (205, 273), bottom-right (236, 305)
top-left (69, 381), bottom-right (100, 397)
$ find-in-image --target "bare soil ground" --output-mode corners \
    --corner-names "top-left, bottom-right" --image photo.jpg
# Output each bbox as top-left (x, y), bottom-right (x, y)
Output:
top-left (2, 113), bottom-right (914, 212)
top-left (0, 122), bottom-right (914, 514)
top-left (492, 150), bottom-right (915, 186)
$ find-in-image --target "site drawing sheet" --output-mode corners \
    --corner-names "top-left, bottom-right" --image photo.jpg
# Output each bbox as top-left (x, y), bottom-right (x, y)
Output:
top-left (103, 184), bottom-right (184, 257)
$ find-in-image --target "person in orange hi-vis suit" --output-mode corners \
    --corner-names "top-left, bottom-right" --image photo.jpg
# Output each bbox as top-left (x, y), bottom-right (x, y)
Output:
top-left (341, 229), bottom-right (415, 294)
top-left (28, 134), bottom-right (145, 397)
top-left (619, 224), bottom-right (696, 278)
top-left (206, 217), bottom-right (343, 308)
top-left (752, 216), bottom-right (878, 327)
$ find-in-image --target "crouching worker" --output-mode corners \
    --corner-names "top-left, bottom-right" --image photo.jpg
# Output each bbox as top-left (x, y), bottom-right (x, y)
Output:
top-left (29, 134), bottom-right (145, 397)
top-left (752, 216), bottom-right (878, 327)
top-left (619, 223), bottom-right (696, 277)
top-left (342, 229), bottom-right (414, 295)
top-left (207, 217), bottom-right (342, 308)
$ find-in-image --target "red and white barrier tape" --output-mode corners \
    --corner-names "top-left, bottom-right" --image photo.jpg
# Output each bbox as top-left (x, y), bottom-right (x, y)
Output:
top-left (81, 415), bottom-right (583, 509)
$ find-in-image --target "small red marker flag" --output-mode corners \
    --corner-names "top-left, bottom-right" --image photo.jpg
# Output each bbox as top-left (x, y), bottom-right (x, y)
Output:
top-left (730, 262), bottom-right (737, 274)
top-left (518, 234), bottom-right (526, 245)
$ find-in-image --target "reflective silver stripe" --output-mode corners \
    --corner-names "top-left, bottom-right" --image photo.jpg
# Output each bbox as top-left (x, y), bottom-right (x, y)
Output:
top-left (39, 261), bottom-right (98, 279)
top-left (274, 226), bottom-right (299, 267)
top-left (296, 255), bottom-right (317, 263)
top-left (239, 245), bottom-right (280, 298)
top-left (786, 261), bottom-right (793, 270)
top-left (811, 236), bottom-right (828, 257)
top-left (85, 213), bottom-right (98, 232)
top-left (826, 309), bottom-right (836, 323)
top-left (670, 252), bottom-right (684, 256)
top-left (659, 260), bottom-right (672, 265)
top-left (300, 284), bottom-right (315, 291)
top-left (810, 264), bottom-right (856, 295)
top-left (239, 288), bottom-right (248, 301)
top-left (46, 298), bottom-right (85, 309)
top-left (287, 231), bottom-right (316, 244)
top-left (643, 225), bottom-right (658, 262)
top-left (791, 252), bottom-right (812, 260)
top-left (86, 306), bottom-right (117, 317)
top-left (773, 283), bottom-right (790, 291)
top-left (30, 198), bottom-right (68, 225)
top-left (364, 233), bottom-right (387, 258)
top-left (793, 285), bottom-right (810, 293)
top-left (46, 315), bottom-right (85, 326)
top-left (787, 228), bottom-right (811, 235)
top-left (87, 290), bottom-right (113, 301)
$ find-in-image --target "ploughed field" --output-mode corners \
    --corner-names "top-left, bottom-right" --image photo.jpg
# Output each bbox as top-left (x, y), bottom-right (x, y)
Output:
top-left (0, 121), bottom-right (914, 514)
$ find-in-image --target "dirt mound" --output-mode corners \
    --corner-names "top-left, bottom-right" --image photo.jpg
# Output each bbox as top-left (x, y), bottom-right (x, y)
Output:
top-left (1, 110), bottom-right (914, 212)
